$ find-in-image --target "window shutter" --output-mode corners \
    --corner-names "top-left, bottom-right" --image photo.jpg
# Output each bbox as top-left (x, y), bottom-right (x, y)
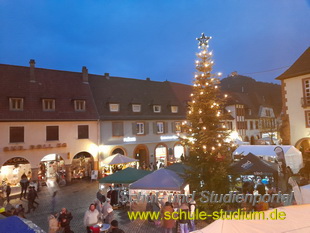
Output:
top-left (171, 122), bottom-right (175, 133)
top-left (153, 122), bottom-right (157, 134)
top-left (132, 122), bottom-right (137, 135)
top-left (145, 122), bottom-right (149, 134)
top-left (164, 122), bottom-right (168, 133)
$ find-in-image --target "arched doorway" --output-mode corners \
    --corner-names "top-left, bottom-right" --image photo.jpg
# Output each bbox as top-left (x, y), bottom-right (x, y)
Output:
top-left (1, 157), bottom-right (31, 187)
top-left (174, 143), bottom-right (185, 163)
top-left (155, 143), bottom-right (168, 167)
top-left (111, 147), bottom-right (126, 155)
top-left (72, 152), bottom-right (94, 179)
top-left (244, 136), bottom-right (249, 142)
top-left (134, 145), bottom-right (149, 169)
top-left (39, 154), bottom-right (65, 181)
top-left (295, 138), bottom-right (310, 162)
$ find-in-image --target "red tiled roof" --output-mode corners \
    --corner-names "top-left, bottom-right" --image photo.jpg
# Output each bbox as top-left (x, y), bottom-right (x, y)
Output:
top-left (0, 64), bottom-right (99, 121)
top-left (276, 47), bottom-right (310, 80)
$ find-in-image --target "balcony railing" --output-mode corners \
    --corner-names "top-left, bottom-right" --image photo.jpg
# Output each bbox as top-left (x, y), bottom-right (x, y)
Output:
top-left (301, 97), bottom-right (310, 108)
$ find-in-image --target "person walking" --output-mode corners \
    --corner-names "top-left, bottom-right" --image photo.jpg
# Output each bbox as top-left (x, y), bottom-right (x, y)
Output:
top-left (161, 202), bottom-right (175, 233)
top-left (102, 198), bottom-right (112, 222)
top-left (188, 198), bottom-right (196, 232)
top-left (20, 174), bottom-right (29, 199)
top-left (179, 202), bottom-right (190, 233)
top-left (58, 207), bottom-right (73, 233)
top-left (6, 183), bottom-right (11, 204)
top-left (51, 191), bottom-right (57, 213)
top-left (32, 186), bottom-right (39, 207)
top-left (84, 203), bottom-right (99, 233)
top-left (25, 187), bottom-right (36, 213)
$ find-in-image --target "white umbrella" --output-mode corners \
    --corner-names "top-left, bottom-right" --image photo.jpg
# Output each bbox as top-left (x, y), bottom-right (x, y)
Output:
top-left (101, 153), bottom-right (138, 165)
top-left (193, 204), bottom-right (310, 233)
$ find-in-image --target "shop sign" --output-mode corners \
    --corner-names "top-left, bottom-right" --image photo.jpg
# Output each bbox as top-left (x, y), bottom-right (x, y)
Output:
top-left (3, 143), bottom-right (67, 152)
top-left (3, 157), bottom-right (29, 165)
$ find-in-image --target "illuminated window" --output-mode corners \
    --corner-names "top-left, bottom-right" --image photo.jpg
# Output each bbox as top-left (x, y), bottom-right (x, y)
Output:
top-left (171, 106), bottom-right (178, 113)
top-left (9, 98), bottom-right (24, 111)
top-left (42, 99), bottom-right (55, 111)
top-left (109, 103), bottom-right (120, 112)
top-left (74, 100), bottom-right (86, 111)
top-left (175, 122), bottom-right (181, 133)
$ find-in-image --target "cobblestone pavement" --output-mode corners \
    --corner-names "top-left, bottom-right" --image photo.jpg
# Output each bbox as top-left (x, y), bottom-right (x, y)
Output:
top-left (7, 180), bottom-right (207, 233)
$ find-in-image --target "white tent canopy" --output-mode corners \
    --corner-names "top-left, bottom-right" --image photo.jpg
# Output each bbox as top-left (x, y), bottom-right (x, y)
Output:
top-left (101, 153), bottom-right (138, 165)
top-left (233, 145), bottom-right (303, 174)
top-left (193, 204), bottom-right (310, 233)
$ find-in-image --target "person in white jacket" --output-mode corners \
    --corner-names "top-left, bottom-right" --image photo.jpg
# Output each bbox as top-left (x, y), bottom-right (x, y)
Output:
top-left (84, 203), bottom-right (99, 233)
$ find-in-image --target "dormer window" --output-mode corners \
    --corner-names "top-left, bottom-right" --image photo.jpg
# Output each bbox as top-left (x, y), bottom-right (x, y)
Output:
top-left (153, 105), bottom-right (161, 113)
top-left (171, 105), bottom-right (178, 113)
top-left (109, 103), bottom-right (120, 112)
top-left (132, 104), bottom-right (141, 112)
top-left (74, 100), bottom-right (86, 111)
top-left (9, 98), bottom-right (24, 111)
top-left (248, 109), bottom-right (252, 115)
top-left (42, 99), bottom-right (55, 111)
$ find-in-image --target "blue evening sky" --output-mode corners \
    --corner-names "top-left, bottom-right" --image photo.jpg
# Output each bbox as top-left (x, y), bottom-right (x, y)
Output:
top-left (0, 0), bottom-right (309, 85)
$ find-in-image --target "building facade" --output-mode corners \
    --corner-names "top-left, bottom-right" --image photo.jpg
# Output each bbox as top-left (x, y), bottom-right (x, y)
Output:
top-left (0, 61), bottom-right (99, 186)
top-left (276, 47), bottom-right (310, 161)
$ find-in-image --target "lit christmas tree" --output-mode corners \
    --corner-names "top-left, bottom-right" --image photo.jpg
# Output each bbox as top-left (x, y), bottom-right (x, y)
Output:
top-left (181, 33), bottom-right (232, 212)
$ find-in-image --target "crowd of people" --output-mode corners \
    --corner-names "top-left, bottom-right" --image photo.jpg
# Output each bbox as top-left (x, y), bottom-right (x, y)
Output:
top-left (145, 192), bottom-right (196, 233)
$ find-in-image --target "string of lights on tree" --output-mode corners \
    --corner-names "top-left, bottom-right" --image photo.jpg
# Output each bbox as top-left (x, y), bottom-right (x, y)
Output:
top-left (181, 33), bottom-right (232, 158)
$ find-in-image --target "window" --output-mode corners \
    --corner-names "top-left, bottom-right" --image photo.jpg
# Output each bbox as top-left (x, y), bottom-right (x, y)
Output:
top-left (109, 103), bottom-right (120, 112)
top-left (303, 79), bottom-right (310, 106)
top-left (153, 105), bottom-right (161, 113)
top-left (250, 121), bottom-right (253, 130)
top-left (248, 109), bottom-right (252, 115)
top-left (78, 125), bottom-right (89, 139)
top-left (171, 106), bottom-right (178, 113)
top-left (42, 99), bottom-right (55, 111)
top-left (175, 122), bottom-right (181, 133)
top-left (46, 126), bottom-right (59, 141)
top-left (9, 98), bottom-right (23, 111)
top-left (132, 104), bottom-right (141, 112)
top-left (112, 122), bottom-right (124, 136)
top-left (9, 127), bottom-right (24, 143)
top-left (156, 122), bottom-right (164, 134)
top-left (306, 111), bottom-right (310, 128)
top-left (136, 122), bottom-right (144, 135)
top-left (74, 100), bottom-right (86, 111)
top-left (255, 121), bottom-right (259, 129)
top-left (266, 109), bottom-right (271, 117)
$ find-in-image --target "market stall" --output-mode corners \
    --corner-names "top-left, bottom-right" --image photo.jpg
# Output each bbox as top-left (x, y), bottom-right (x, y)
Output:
top-left (233, 145), bottom-right (303, 174)
top-left (229, 153), bottom-right (279, 191)
top-left (100, 153), bottom-right (138, 177)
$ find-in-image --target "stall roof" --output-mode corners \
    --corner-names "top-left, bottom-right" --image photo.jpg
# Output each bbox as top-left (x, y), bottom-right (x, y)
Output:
top-left (229, 153), bottom-right (278, 176)
top-left (99, 167), bottom-right (152, 184)
top-left (129, 168), bottom-right (185, 191)
top-left (233, 145), bottom-right (301, 157)
top-left (166, 163), bottom-right (189, 175)
top-left (101, 153), bottom-right (138, 165)
top-left (0, 216), bottom-right (45, 233)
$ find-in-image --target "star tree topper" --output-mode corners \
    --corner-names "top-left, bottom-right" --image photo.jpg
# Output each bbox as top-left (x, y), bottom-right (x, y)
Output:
top-left (196, 33), bottom-right (212, 47)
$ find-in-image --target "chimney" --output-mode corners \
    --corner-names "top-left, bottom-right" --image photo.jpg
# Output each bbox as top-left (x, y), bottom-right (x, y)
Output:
top-left (146, 77), bottom-right (150, 81)
top-left (104, 73), bottom-right (110, 80)
top-left (29, 59), bottom-right (36, 82)
top-left (82, 66), bottom-right (88, 83)
top-left (241, 86), bottom-right (244, 93)
top-left (230, 71), bottom-right (238, 77)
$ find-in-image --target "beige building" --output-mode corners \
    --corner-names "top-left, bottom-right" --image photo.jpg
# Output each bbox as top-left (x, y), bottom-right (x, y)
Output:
top-left (0, 61), bottom-right (99, 187)
top-left (276, 47), bottom-right (310, 161)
